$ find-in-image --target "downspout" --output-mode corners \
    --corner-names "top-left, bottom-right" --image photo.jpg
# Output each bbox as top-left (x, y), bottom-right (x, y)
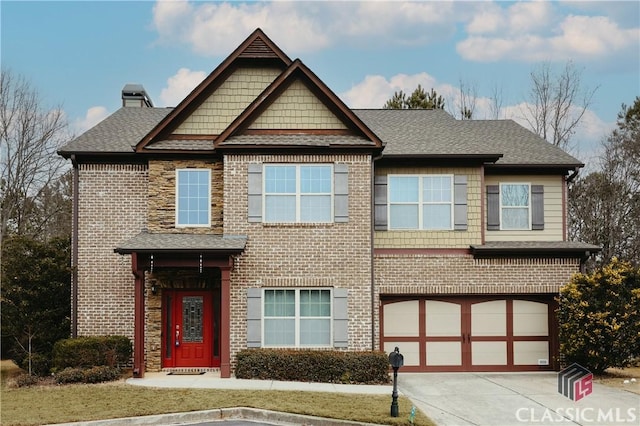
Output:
top-left (71, 155), bottom-right (79, 338)
top-left (566, 166), bottom-right (580, 183)
top-left (370, 151), bottom-right (383, 351)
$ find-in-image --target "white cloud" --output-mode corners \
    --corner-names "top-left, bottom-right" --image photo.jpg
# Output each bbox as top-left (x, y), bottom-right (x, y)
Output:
top-left (74, 106), bottom-right (109, 134)
top-left (151, 0), bottom-right (459, 56)
top-left (159, 68), bottom-right (207, 107)
top-left (458, 4), bottom-right (639, 63)
top-left (340, 72), bottom-right (438, 109)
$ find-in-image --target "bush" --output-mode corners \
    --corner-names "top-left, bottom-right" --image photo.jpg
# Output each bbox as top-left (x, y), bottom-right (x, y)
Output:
top-left (558, 258), bottom-right (640, 374)
top-left (55, 366), bottom-right (121, 385)
top-left (235, 349), bottom-right (389, 384)
top-left (13, 373), bottom-right (42, 388)
top-left (52, 336), bottom-right (132, 371)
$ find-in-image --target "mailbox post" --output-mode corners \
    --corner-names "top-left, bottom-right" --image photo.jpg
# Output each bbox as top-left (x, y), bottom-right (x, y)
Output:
top-left (388, 346), bottom-right (403, 417)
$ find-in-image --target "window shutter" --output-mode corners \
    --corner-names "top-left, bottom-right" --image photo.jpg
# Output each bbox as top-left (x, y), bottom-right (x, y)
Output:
top-left (246, 288), bottom-right (262, 348)
top-left (333, 288), bottom-right (348, 348)
top-left (486, 185), bottom-right (500, 230)
top-left (374, 175), bottom-right (388, 231)
top-left (334, 164), bottom-right (349, 222)
top-left (531, 185), bottom-right (544, 230)
top-left (247, 164), bottom-right (262, 223)
top-left (453, 175), bottom-right (468, 230)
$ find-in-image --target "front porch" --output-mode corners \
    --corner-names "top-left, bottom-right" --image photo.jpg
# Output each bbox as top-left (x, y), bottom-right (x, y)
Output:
top-left (115, 231), bottom-right (246, 378)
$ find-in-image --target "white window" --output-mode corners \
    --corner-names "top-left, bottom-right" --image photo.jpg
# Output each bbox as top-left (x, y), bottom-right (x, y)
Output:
top-left (176, 169), bottom-right (211, 227)
top-left (388, 175), bottom-right (453, 230)
top-left (263, 288), bottom-right (332, 347)
top-left (264, 165), bottom-right (332, 223)
top-left (500, 183), bottom-right (530, 230)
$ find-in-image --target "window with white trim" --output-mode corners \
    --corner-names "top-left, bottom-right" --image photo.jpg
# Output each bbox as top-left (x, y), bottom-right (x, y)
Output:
top-left (176, 169), bottom-right (211, 227)
top-left (500, 183), bottom-right (530, 230)
top-left (263, 288), bottom-right (332, 347)
top-left (264, 164), bottom-right (332, 223)
top-left (388, 175), bottom-right (453, 230)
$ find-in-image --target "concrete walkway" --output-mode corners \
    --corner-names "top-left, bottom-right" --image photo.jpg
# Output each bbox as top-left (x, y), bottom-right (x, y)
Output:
top-left (126, 372), bottom-right (393, 395)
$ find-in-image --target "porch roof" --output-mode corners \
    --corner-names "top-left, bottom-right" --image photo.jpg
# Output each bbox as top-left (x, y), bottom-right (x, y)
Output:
top-left (114, 231), bottom-right (247, 254)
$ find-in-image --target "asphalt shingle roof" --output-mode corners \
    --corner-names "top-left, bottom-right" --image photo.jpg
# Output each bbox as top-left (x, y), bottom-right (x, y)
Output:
top-left (353, 109), bottom-right (582, 166)
top-left (470, 241), bottom-right (601, 253)
top-left (114, 232), bottom-right (247, 254)
top-left (59, 107), bottom-right (583, 167)
top-left (58, 107), bottom-right (172, 155)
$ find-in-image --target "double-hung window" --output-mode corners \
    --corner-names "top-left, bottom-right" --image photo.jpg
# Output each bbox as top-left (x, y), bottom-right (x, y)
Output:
top-left (264, 165), bottom-right (332, 223)
top-left (500, 183), bottom-right (530, 230)
top-left (388, 175), bottom-right (453, 230)
top-left (263, 288), bottom-right (332, 347)
top-left (176, 169), bottom-right (211, 227)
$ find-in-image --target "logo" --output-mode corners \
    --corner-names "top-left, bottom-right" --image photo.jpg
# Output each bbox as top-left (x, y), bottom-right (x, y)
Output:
top-left (558, 363), bottom-right (593, 401)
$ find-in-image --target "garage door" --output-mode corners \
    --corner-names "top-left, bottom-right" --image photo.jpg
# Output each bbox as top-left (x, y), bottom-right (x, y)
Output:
top-left (381, 296), bottom-right (556, 372)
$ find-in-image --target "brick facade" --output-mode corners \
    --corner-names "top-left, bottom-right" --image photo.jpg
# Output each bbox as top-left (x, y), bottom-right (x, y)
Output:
top-left (75, 164), bottom-right (147, 339)
top-left (224, 154), bottom-right (375, 363)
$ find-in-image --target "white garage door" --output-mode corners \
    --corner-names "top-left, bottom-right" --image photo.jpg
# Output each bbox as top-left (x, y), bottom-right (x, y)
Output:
top-left (381, 297), bottom-right (555, 372)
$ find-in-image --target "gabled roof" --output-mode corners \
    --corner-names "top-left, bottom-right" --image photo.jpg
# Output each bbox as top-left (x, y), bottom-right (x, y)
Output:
top-left (135, 28), bottom-right (292, 152)
top-left (214, 59), bottom-right (383, 150)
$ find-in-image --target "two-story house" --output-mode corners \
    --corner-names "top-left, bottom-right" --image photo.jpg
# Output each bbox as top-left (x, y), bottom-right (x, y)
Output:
top-left (58, 29), bottom-right (599, 378)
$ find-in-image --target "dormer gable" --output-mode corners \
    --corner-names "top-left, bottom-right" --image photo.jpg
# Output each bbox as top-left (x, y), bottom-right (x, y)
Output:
top-left (136, 28), bottom-right (292, 152)
top-left (215, 59), bottom-right (383, 151)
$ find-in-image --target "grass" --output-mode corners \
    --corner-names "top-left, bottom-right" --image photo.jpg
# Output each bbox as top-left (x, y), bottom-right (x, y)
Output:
top-left (0, 361), bottom-right (434, 426)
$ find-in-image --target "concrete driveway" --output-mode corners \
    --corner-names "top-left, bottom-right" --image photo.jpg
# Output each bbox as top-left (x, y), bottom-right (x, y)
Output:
top-left (398, 373), bottom-right (640, 426)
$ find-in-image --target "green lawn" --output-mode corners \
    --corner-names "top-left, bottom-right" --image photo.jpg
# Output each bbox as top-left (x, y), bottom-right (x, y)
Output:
top-left (1, 361), bottom-right (434, 426)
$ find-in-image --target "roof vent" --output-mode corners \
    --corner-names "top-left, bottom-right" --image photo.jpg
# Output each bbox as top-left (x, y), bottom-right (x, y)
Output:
top-left (122, 84), bottom-right (153, 107)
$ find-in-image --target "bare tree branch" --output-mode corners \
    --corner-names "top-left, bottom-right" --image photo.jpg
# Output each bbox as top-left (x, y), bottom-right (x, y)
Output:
top-left (521, 61), bottom-right (597, 151)
top-left (0, 69), bottom-right (71, 239)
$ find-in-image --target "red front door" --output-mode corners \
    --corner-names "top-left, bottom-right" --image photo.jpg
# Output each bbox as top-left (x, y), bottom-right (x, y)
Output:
top-left (163, 290), bottom-right (218, 368)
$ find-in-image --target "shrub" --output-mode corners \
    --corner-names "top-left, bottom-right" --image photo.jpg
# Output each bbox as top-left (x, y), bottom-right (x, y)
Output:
top-left (13, 373), bottom-right (41, 388)
top-left (54, 366), bottom-right (121, 385)
top-left (235, 349), bottom-right (389, 384)
top-left (558, 258), bottom-right (640, 374)
top-left (52, 336), bottom-right (132, 370)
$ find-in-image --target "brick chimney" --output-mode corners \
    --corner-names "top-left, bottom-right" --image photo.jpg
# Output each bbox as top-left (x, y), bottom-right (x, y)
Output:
top-left (122, 84), bottom-right (153, 107)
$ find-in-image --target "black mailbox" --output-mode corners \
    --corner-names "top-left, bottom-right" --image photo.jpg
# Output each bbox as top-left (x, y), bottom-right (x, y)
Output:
top-left (389, 347), bottom-right (404, 369)
top-left (388, 346), bottom-right (403, 417)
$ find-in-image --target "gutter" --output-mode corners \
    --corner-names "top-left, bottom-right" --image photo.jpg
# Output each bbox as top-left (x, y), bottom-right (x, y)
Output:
top-left (71, 155), bottom-right (79, 338)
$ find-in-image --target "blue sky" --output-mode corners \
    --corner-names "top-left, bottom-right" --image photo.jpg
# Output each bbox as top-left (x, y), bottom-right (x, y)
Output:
top-left (2, 1), bottom-right (639, 166)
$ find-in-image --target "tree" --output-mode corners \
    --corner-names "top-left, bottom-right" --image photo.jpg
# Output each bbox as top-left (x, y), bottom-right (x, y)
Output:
top-left (521, 61), bottom-right (597, 151)
top-left (1, 236), bottom-right (71, 375)
top-left (569, 98), bottom-right (640, 267)
top-left (0, 69), bottom-right (71, 240)
top-left (455, 79), bottom-right (477, 120)
top-left (383, 85), bottom-right (445, 110)
top-left (557, 259), bottom-right (640, 374)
